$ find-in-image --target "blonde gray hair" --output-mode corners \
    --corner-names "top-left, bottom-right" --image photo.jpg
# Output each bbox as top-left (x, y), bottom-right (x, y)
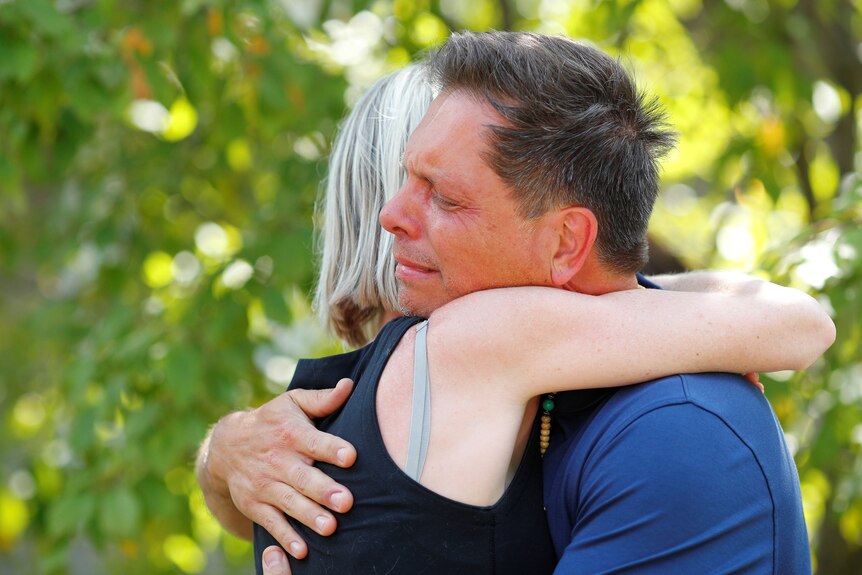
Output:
top-left (313, 65), bottom-right (434, 347)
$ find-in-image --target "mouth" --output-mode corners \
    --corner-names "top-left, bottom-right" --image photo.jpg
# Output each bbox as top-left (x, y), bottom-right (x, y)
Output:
top-left (394, 256), bottom-right (437, 280)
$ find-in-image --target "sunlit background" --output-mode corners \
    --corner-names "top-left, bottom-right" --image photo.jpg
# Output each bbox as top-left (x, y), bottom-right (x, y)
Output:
top-left (1, 0), bottom-right (860, 573)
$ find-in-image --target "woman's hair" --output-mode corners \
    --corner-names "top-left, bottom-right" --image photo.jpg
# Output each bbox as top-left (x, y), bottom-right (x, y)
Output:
top-left (313, 65), bottom-right (435, 347)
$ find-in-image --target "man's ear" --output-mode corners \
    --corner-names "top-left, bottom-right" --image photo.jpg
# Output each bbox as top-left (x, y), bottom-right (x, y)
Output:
top-left (550, 207), bottom-right (598, 286)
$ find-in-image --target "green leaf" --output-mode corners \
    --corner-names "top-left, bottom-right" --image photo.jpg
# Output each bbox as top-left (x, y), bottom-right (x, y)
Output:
top-left (124, 403), bottom-right (160, 438)
top-left (98, 486), bottom-right (141, 538)
top-left (69, 408), bottom-right (97, 452)
top-left (17, 0), bottom-right (70, 37)
top-left (261, 287), bottom-right (292, 324)
top-left (47, 493), bottom-right (96, 537)
top-left (0, 153), bottom-right (22, 203)
top-left (0, 40), bottom-right (38, 82)
top-left (164, 345), bottom-right (204, 408)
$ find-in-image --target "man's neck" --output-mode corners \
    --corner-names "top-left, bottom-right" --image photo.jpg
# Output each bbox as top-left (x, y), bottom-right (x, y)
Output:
top-left (563, 256), bottom-right (638, 295)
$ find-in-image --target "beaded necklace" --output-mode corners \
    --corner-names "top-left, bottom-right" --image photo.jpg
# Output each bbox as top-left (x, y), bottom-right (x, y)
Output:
top-left (539, 393), bottom-right (555, 456)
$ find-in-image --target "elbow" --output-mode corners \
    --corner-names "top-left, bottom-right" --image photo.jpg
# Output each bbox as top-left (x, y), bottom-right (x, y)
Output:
top-left (792, 300), bottom-right (836, 370)
top-left (814, 311), bottom-right (837, 361)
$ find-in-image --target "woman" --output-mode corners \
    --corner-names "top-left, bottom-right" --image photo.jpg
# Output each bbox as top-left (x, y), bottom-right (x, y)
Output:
top-left (240, 65), bottom-right (833, 573)
top-left (312, 64), bottom-right (434, 347)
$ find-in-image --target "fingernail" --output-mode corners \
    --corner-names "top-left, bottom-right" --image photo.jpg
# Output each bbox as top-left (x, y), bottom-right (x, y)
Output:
top-left (289, 541), bottom-right (303, 557)
top-left (331, 491), bottom-right (345, 509)
top-left (315, 515), bottom-right (329, 533)
top-left (264, 547), bottom-right (286, 567)
top-left (337, 447), bottom-right (349, 464)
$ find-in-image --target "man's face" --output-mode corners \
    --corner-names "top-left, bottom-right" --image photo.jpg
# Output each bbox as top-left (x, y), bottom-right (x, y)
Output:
top-left (379, 90), bottom-right (557, 317)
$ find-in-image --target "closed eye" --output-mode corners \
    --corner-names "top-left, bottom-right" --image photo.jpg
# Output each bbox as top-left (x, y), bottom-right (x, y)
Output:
top-left (432, 190), bottom-right (459, 209)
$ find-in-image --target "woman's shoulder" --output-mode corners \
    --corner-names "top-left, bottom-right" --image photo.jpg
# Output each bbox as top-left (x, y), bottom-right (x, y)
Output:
top-left (375, 315), bottom-right (425, 349)
top-left (286, 317), bottom-right (425, 392)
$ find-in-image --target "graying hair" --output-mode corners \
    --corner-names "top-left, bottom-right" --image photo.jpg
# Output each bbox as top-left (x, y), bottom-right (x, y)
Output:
top-left (313, 65), bottom-right (435, 347)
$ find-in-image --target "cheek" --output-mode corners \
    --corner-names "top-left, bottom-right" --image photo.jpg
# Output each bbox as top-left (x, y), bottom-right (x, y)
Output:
top-left (431, 215), bottom-right (531, 288)
top-left (442, 244), bottom-right (507, 295)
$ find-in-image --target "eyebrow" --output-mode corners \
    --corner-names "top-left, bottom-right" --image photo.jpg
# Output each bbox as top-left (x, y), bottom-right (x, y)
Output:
top-left (401, 150), bottom-right (465, 194)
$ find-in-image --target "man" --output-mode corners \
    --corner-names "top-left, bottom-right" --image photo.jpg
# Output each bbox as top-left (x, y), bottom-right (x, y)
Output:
top-left (198, 32), bottom-right (819, 574)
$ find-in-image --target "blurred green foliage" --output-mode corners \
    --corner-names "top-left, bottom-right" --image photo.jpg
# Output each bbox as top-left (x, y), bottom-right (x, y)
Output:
top-left (0, 0), bottom-right (860, 573)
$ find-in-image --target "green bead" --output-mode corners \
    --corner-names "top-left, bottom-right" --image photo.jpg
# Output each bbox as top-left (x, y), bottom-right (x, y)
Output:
top-left (542, 398), bottom-right (555, 412)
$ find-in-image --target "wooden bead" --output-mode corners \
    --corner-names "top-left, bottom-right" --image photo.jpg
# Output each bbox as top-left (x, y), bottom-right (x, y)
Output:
top-left (540, 393), bottom-right (556, 456)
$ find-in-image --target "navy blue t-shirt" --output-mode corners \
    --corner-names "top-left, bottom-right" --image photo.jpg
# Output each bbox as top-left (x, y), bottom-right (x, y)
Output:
top-left (543, 279), bottom-right (811, 573)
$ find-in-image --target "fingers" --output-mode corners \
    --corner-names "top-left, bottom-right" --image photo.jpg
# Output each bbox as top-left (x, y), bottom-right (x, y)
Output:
top-left (231, 450), bottom-right (352, 534)
top-left (284, 383), bottom-right (358, 469)
top-left (262, 545), bottom-right (292, 575)
top-left (265, 470), bottom-right (354, 534)
top-left (743, 372), bottom-right (764, 393)
top-left (204, 382), bottom-right (359, 560)
top-left (246, 426), bottom-right (354, 517)
top-left (277, 423), bottom-right (357, 470)
top-left (283, 461), bottom-right (354, 515)
top-left (250, 386), bottom-right (356, 529)
top-left (289, 378), bottom-right (354, 418)
top-left (221, 387), bottom-right (357, 524)
top-left (256, 504), bottom-right (308, 560)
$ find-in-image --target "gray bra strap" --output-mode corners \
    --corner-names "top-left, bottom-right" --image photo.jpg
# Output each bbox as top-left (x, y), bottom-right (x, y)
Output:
top-left (405, 320), bottom-right (431, 481)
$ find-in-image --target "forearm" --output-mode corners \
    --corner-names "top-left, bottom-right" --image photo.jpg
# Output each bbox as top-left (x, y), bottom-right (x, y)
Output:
top-left (596, 284), bottom-right (833, 375)
top-left (431, 282), bottom-right (834, 399)
top-left (649, 271), bottom-right (835, 367)
top-left (647, 270), bottom-right (762, 294)
top-left (196, 416), bottom-right (254, 539)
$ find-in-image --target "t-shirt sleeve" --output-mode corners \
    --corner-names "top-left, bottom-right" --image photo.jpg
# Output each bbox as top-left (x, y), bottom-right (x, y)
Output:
top-left (553, 404), bottom-right (776, 574)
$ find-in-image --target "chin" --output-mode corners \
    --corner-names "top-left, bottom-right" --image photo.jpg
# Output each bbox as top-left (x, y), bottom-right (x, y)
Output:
top-left (397, 295), bottom-right (436, 319)
top-left (398, 303), bottom-right (429, 318)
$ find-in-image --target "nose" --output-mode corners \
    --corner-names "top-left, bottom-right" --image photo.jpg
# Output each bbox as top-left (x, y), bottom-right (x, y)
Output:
top-left (379, 180), bottom-right (417, 238)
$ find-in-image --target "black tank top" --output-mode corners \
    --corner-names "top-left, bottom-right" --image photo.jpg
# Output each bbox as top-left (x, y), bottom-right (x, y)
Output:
top-left (254, 316), bottom-right (556, 574)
